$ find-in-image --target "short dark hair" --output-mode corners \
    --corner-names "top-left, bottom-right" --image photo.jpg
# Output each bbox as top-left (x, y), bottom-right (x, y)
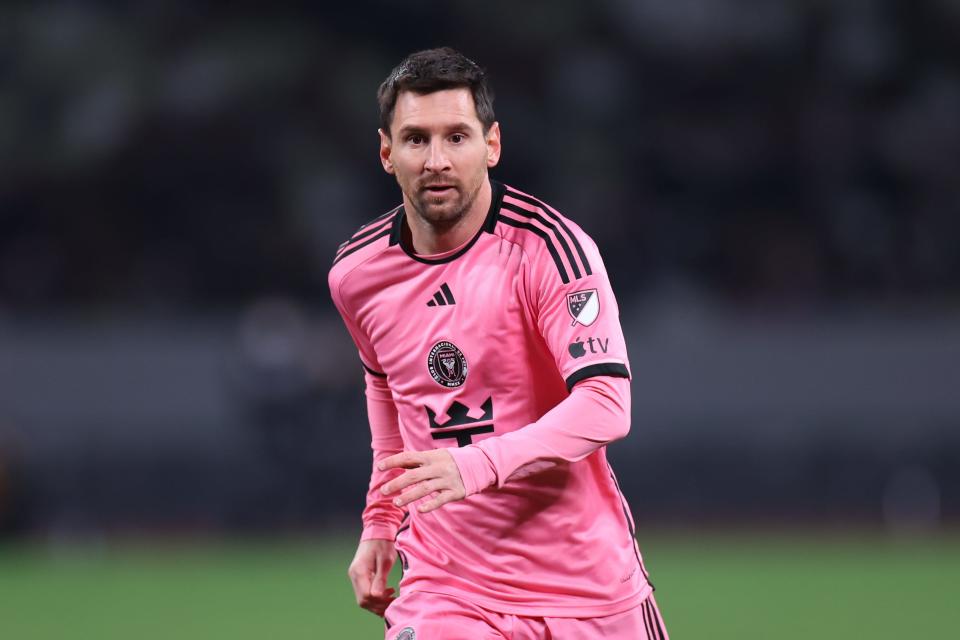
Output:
top-left (377, 47), bottom-right (496, 137)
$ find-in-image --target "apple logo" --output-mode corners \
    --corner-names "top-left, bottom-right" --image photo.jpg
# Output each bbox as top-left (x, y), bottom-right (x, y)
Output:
top-left (568, 339), bottom-right (586, 358)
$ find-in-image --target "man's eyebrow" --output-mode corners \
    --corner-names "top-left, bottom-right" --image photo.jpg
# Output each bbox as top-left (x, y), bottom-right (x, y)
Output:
top-left (444, 121), bottom-right (476, 132)
top-left (396, 122), bottom-right (477, 137)
top-left (396, 124), bottom-right (428, 137)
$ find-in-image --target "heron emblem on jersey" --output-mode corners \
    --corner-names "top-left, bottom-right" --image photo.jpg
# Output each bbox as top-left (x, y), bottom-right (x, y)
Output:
top-left (427, 340), bottom-right (468, 387)
top-left (395, 628), bottom-right (416, 640)
top-left (567, 289), bottom-right (599, 326)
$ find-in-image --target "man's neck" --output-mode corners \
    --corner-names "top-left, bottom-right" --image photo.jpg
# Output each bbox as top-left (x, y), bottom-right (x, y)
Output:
top-left (405, 179), bottom-right (492, 255)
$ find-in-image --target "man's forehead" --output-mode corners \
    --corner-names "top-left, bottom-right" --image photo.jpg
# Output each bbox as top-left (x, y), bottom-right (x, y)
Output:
top-left (392, 88), bottom-right (481, 130)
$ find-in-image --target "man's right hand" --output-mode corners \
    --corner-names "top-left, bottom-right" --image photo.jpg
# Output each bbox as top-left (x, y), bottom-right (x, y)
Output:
top-left (347, 538), bottom-right (397, 616)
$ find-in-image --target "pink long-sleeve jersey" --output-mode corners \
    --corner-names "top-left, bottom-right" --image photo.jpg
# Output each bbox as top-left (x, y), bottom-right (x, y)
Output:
top-left (328, 181), bottom-right (653, 617)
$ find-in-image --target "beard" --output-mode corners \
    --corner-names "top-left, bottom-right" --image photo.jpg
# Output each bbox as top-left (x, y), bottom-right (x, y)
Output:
top-left (407, 175), bottom-right (483, 233)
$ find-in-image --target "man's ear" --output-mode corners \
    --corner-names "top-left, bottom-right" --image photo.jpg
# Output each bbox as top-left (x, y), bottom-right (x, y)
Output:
top-left (378, 128), bottom-right (395, 174)
top-left (486, 122), bottom-right (502, 168)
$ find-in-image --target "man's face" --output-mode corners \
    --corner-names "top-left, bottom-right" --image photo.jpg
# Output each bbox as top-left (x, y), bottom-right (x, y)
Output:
top-left (379, 88), bottom-right (500, 232)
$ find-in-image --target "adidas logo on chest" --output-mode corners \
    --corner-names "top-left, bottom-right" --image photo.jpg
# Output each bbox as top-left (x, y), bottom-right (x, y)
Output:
top-left (426, 282), bottom-right (456, 307)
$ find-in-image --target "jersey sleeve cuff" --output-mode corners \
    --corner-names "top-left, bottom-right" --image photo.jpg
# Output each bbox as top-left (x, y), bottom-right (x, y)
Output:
top-left (564, 361), bottom-right (630, 391)
top-left (448, 445), bottom-right (498, 497)
top-left (361, 361), bottom-right (387, 378)
top-left (360, 523), bottom-right (400, 541)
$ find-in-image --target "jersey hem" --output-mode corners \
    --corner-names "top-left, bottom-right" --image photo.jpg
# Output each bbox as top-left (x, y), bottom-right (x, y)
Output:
top-left (401, 583), bottom-right (652, 618)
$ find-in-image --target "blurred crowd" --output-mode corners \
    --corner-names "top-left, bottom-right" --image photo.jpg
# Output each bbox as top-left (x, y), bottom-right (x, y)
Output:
top-left (1, 2), bottom-right (959, 535)
top-left (1, 0), bottom-right (958, 314)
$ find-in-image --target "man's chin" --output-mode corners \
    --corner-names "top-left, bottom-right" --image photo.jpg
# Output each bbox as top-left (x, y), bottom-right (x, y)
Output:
top-left (416, 200), bottom-right (463, 223)
top-left (419, 189), bottom-right (459, 206)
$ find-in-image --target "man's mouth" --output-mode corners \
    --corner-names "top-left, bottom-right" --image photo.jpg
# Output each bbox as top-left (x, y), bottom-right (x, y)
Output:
top-left (423, 184), bottom-right (455, 195)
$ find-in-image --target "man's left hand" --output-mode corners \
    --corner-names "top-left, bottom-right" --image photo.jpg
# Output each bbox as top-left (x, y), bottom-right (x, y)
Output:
top-left (379, 449), bottom-right (466, 514)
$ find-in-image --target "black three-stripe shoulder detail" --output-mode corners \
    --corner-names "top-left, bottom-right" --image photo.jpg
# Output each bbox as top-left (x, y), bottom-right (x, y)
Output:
top-left (336, 206), bottom-right (400, 248)
top-left (361, 362), bottom-right (387, 378)
top-left (565, 362), bottom-right (629, 391)
top-left (333, 226), bottom-right (394, 266)
top-left (501, 200), bottom-right (582, 280)
top-left (497, 214), bottom-right (570, 283)
top-left (335, 207), bottom-right (399, 251)
top-left (505, 189), bottom-right (592, 276)
top-left (336, 215), bottom-right (394, 253)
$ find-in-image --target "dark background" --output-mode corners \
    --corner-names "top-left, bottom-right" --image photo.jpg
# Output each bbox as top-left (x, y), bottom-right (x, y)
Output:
top-left (1, 0), bottom-right (958, 540)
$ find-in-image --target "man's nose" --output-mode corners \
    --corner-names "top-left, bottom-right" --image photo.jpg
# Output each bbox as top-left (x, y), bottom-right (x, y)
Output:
top-left (424, 140), bottom-right (451, 172)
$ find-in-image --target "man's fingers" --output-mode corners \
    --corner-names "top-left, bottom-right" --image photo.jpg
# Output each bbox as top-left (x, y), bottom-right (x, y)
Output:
top-left (378, 449), bottom-right (466, 511)
top-left (371, 548), bottom-right (392, 596)
top-left (380, 466), bottom-right (430, 496)
top-left (362, 588), bottom-right (396, 603)
top-left (360, 590), bottom-right (396, 617)
top-left (348, 540), bottom-right (397, 616)
top-left (379, 451), bottom-right (424, 471)
top-left (350, 568), bottom-right (373, 606)
top-left (391, 479), bottom-right (441, 507)
top-left (417, 489), bottom-right (458, 514)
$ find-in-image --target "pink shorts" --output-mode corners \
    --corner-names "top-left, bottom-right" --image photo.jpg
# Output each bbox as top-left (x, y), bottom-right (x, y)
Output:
top-left (384, 590), bottom-right (669, 640)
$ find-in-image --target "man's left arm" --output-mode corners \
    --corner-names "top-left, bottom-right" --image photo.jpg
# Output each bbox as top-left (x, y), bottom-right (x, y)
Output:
top-left (380, 374), bottom-right (628, 511)
top-left (450, 374), bottom-right (630, 495)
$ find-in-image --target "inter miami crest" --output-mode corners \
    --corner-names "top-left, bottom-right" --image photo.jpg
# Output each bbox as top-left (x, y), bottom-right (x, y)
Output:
top-left (567, 289), bottom-right (599, 326)
top-left (427, 340), bottom-right (468, 387)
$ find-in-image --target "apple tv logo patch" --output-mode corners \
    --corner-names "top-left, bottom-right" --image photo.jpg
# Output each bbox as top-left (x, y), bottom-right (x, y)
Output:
top-left (567, 337), bottom-right (610, 358)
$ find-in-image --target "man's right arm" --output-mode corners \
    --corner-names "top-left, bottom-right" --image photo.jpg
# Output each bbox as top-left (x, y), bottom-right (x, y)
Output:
top-left (360, 370), bottom-right (407, 539)
top-left (329, 269), bottom-right (406, 614)
top-left (347, 370), bottom-right (406, 616)
top-left (328, 269), bottom-right (407, 538)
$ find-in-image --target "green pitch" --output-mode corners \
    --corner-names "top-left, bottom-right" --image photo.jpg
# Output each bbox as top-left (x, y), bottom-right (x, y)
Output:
top-left (0, 531), bottom-right (956, 638)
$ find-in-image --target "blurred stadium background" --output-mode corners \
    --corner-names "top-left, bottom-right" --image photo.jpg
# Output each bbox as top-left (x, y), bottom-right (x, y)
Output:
top-left (1, 1), bottom-right (958, 637)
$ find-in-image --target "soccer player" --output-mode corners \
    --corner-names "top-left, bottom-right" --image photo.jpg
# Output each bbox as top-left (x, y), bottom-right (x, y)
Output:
top-left (328, 47), bottom-right (669, 639)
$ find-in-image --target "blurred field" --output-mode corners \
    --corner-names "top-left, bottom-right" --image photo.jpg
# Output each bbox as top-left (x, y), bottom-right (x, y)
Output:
top-left (1, 531), bottom-right (957, 639)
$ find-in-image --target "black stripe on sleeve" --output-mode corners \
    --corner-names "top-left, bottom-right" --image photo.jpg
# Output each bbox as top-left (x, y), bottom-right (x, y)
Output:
top-left (440, 282), bottom-right (456, 305)
top-left (361, 362), bottom-right (387, 378)
top-left (333, 228), bottom-right (392, 266)
top-left (497, 215), bottom-right (570, 283)
top-left (505, 189), bottom-right (592, 276)
top-left (565, 362), bottom-right (629, 391)
top-left (501, 201), bottom-right (581, 280)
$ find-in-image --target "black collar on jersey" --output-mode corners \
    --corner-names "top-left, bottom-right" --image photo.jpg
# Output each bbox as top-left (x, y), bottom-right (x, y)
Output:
top-left (389, 179), bottom-right (506, 265)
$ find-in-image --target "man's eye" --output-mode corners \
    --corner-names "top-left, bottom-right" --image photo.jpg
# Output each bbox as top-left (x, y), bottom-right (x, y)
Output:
top-left (450, 134), bottom-right (465, 143)
top-left (408, 135), bottom-right (424, 144)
